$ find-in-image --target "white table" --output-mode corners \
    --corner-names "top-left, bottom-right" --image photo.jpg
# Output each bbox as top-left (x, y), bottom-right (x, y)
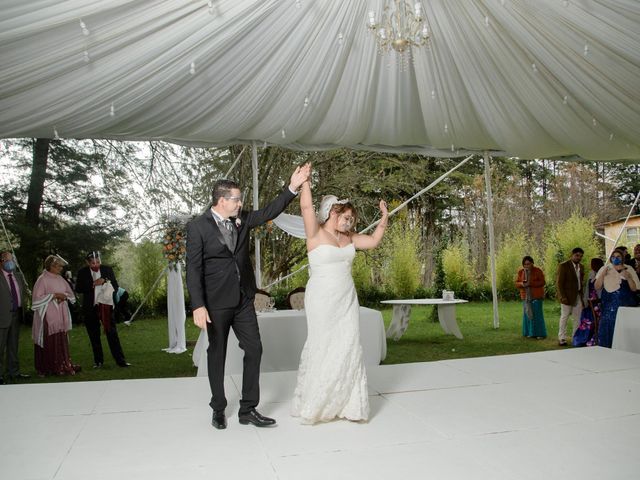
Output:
top-left (192, 306), bottom-right (387, 376)
top-left (612, 306), bottom-right (640, 353)
top-left (382, 299), bottom-right (468, 340)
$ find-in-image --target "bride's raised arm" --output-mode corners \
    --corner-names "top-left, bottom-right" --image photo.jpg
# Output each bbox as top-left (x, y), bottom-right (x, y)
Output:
top-left (300, 175), bottom-right (319, 245)
top-left (352, 200), bottom-right (388, 251)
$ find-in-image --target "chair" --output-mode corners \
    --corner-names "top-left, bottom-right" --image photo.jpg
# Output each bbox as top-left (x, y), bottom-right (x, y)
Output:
top-left (286, 287), bottom-right (306, 310)
top-left (254, 289), bottom-right (272, 312)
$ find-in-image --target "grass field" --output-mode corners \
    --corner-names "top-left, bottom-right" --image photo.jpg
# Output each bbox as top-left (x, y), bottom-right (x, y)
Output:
top-left (10, 301), bottom-right (567, 384)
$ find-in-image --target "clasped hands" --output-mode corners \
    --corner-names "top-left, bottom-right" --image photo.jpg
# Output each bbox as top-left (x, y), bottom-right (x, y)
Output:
top-left (53, 293), bottom-right (67, 303)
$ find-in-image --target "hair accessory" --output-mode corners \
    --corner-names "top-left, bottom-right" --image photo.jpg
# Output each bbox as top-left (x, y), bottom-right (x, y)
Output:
top-left (317, 195), bottom-right (349, 223)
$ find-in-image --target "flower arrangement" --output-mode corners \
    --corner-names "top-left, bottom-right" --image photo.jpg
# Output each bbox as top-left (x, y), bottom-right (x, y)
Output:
top-left (162, 219), bottom-right (187, 270)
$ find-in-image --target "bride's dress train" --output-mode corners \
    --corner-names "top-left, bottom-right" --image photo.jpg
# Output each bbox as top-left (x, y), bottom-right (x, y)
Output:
top-left (291, 243), bottom-right (369, 424)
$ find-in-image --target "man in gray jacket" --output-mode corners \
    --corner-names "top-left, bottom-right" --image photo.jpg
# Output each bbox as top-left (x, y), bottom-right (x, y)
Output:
top-left (0, 252), bottom-right (30, 383)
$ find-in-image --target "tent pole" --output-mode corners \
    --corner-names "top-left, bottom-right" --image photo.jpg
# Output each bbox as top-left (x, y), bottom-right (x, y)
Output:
top-left (252, 141), bottom-right (262, 288)
top-left (483, 151), bottom-right (499, 329)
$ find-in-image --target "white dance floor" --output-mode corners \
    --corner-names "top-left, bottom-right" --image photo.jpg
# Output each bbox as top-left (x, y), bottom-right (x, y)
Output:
top-left (3, 347), bottom-right (640, 480)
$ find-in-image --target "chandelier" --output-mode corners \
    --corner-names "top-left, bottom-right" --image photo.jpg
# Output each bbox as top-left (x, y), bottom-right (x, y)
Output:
top-left (367, 1), bottom-right (431, 55)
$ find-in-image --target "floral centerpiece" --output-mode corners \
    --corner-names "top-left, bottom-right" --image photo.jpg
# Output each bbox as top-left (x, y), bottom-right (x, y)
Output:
top-left (162, 218), bottom-right (187, 270)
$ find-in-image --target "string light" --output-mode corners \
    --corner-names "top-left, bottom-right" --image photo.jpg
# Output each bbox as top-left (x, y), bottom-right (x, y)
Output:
top-left (431, 90), bottom-right (436, 99)
top-left (110, 102), bottom-right (115, 117)
top-left (583, 44), bottom-right (589, 56)
top-left (444, 123), bottom-right (448, 133)
top-left (79, 19), bottom-right (90, 36)
top-left (531, 63), bottom-right (537, 73)
top-left (53, 127), bottom-right (59, 139)
top-left (190, 62), bottom-right (196, 75)
top-left (484, 16), bottom-right (489, 27)
top-left (592, 117), bottom-right (597, 127)
top-left (281, 129), bottom-right (286, 139)
top-left (562, 95), bottom-right (568, 104)
top-left (303, 96), bottom-right (309, 108)
top-left (83, 50), bottom-right (90, 63)
top-left (295, 0), bottom-right (301, 8)
top-left (337, 32), bottom-right (344, 45)
top-left (609, 133), bottom-right (614, 141)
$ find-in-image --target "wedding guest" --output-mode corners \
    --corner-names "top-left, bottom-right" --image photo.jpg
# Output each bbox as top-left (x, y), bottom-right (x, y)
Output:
top-left (31, 255), bottom-right (80, 376)
top-left (630, 244), bottom-right (640, 303)
top-left (76, 252), bottom-right (130, 368)
top-left (515, 256), bottom-right (547, 339)
top-left (556, 247), bottom-right (585, 346)
top-left (0, 252), bottom-right (30, 384)
top-left (594, 249), bottom-right (639, 348)
top-left (573, 258), bottom-right (604, 347)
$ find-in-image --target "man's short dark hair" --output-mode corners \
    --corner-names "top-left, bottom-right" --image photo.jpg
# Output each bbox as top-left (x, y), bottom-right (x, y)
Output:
top-left (571, 247), bottom-right (584, 255)
top-left (211, 179), bottom-right (240, 206)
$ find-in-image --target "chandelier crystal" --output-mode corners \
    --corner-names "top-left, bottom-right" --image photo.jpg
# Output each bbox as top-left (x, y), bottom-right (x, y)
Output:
top-left (367, 1), bottom-right (431, 55)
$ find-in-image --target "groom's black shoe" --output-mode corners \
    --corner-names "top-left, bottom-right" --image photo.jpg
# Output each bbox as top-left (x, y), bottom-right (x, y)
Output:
top-left (238, 409), bottom-right (276, 427)
top-left (212, 410), bottom-right (227, 430)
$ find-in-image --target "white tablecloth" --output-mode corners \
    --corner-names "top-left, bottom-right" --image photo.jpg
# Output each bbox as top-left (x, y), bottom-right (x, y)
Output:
top-left (612, 306), bottom-right (640, 354)
top-left (382, 299), bottom-right (467, 340)
top-left (192, 306), bottom-right (387, 376)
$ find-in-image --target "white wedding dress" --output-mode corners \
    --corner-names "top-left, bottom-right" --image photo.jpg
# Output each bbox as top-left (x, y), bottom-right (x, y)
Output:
top-left (291, 243), bottom-right (369, 424)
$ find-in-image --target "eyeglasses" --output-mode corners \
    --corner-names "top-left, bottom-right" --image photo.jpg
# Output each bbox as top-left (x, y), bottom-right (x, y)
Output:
top-left (224, 196), bottom-right (242, 203)
top-left (341, 215), bottom-right (355, 224)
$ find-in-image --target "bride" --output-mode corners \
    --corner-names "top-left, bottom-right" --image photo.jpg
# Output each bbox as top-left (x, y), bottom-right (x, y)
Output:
top-left (291, 167), bottom-right (389, 424)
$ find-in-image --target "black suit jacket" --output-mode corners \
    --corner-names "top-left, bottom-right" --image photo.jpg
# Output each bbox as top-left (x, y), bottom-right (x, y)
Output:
top-left (186, 187), bottom-right (296, 311)
top-left (75, 265), bottom-right (119, 313)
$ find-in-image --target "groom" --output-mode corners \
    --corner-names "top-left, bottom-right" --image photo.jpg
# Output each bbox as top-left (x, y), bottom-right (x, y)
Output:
top-left (186, 164), bottom-right (309, 429)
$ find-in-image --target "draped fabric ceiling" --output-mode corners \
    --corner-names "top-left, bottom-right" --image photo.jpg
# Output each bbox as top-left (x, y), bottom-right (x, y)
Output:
top-left (1, 0), bottom-right (639, 161)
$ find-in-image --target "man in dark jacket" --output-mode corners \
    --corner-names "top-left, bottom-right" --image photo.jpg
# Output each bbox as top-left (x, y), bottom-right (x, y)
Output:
top-left (76, 252), bottom-right (130, 368)
top-left (187, 164), bottom-right (309, 429)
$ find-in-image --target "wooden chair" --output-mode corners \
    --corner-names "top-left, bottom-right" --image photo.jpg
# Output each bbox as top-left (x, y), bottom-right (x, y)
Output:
top-left (286, 287), bottom-right (306, 310)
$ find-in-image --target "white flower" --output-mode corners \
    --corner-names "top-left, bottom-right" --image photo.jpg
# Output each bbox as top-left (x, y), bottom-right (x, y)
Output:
top-left (235, 217), bottom-right (242, 228)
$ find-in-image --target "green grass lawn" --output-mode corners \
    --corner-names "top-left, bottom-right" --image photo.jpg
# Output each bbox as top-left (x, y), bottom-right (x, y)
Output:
top-left (11, 301), bottom-right (566, 384)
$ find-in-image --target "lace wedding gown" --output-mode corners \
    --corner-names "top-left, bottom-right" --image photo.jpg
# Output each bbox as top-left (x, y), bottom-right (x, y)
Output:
top-left (291, 243), bottom-right (369, 424)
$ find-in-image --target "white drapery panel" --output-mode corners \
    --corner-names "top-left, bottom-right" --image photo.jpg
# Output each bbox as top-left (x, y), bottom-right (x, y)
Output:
top-left (164, 262), bottom-right (187, 354)
top-left (1, 0), bottom-right (639, 160)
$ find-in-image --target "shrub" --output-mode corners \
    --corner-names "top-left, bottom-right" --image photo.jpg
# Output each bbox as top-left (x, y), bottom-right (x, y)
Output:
top-left (441, 237), bottom-right (473, 299)
top-left (382, 216), bottom-right (422, 298)
top-left (542, 213), bottom-right (601, 297)
top-left (491, 228), bottom-right (535, 300)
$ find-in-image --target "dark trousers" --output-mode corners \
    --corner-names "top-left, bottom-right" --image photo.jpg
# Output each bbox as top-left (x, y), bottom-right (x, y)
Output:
top-left (0, 309), bottom-right (21, 377)
top-left (206, 294), bottom-right (262, 415)
top-left (84, 307), bottom-right (126, 365)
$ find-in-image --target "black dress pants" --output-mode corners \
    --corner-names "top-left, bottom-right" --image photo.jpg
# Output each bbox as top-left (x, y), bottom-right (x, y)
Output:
top-left (84, 307), bottom-right (126, 365)
top-left (206, 294), bottom-right (262, 415)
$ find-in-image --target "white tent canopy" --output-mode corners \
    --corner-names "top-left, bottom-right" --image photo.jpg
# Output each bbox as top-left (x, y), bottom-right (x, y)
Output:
top-left (1, 0), bottom-right (639, 160)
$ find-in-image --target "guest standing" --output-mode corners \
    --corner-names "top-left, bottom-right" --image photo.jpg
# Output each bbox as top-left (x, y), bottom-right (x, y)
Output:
top-left (76, 252), bottom-right (130, 368)
top-left (594, 249), bottom-right (639, 348)
top-left (573, 258), bottom-right (604, 347)
top-left (31, 255), bottom-right (80, 376)
top-left (0, 252), bottom-right (30, 384)
top-left (556, 247), bottom-right (585, 346)
top-left (515, 256), bottom-right (547, 339)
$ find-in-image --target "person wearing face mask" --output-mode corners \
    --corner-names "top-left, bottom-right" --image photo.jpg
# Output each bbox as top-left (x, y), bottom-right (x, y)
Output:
top-left (75, 251), bottom-right (130, 368)
top-left (594, 248), bottom-right (639, 348)
top-left (0, 251), bottom-right (30, 384)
